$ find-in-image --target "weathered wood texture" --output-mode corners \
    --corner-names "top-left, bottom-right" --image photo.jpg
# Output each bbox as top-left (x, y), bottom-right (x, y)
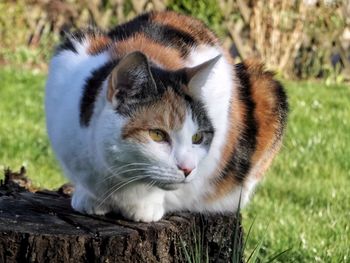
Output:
top-left (0, 169), bottom-right (243, 263)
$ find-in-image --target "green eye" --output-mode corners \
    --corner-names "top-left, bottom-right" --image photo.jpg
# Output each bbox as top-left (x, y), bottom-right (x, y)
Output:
top-left (149, 129), bottom-right (167, 142)
top-left (192, 132), bottom-right (203, 144)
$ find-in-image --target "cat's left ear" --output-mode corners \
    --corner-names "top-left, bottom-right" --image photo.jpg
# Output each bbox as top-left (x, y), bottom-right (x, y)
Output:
top-left (107, 51), bottom-right (156, 107)
top-left (184, 55), bottom-right (221, 98)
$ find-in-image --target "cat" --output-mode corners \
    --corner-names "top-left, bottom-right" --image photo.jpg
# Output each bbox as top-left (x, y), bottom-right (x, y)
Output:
top-left (45, 11), bottom-right (288, 222)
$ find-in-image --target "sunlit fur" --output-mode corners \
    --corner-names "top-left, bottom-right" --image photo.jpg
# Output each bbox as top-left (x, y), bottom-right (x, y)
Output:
top-left (45, 11), bottom-right (287, 222)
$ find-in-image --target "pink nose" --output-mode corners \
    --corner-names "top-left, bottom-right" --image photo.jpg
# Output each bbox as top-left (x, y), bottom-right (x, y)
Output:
top-left (177, 165), bottom-right (193, 177)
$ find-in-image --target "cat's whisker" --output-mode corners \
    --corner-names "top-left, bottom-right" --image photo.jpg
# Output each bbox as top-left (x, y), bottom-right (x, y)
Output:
top-left (100, 174), bottom-right (146, 191)
top-left (148, 180), bottom-right (156, 190)
top-left (97, 169), bottom-right (180, 207)
top-left (100, 165), bottom-right (179, 185)
top-left (104, 165), bottom-right (147, 177)
top-left (145, 179), bottom-right (155, 190)
top-left (97, 175), bottom-right (150, 208)
top-left (107, 163), bottom-right (160, 175)
top-left (105, 163), bottom-right (151, 175)
top-left (109, 162), bottom-right (153, 172)
top-left (99, 167), bottom-right (159, 185)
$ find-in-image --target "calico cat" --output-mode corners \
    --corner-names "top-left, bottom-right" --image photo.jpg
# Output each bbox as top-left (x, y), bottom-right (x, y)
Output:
top-left (45, 11), bottom-right (288, 222)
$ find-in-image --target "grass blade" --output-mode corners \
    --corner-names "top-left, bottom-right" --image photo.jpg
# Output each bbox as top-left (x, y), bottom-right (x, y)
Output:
top-left (264, 247), bottom-right (292, 263)
top-left (231, 187), bottom-right (244, 263)
top-left (246, 222), bottom-right (269, 263)
top-left (243, 216), bottom-right (257, 253)
top-left (180, 237), bottom-right (193, 263)
top-left (246, 236), bottom-right (264, 263)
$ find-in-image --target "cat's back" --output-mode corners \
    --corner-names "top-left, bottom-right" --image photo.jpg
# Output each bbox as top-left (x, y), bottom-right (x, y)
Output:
top-left (106, 11), bottom-right (221, 69)
top-left (46, 10), bottom-right (224, 115)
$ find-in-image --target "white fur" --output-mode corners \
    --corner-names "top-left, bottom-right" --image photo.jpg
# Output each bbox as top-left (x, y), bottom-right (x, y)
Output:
top-left (46, 38), bottom-right (252, 222)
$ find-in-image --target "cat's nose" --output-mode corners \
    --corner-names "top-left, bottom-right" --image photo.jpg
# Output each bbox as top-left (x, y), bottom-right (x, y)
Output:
top-left (177, 165), bottom-right (193, 177)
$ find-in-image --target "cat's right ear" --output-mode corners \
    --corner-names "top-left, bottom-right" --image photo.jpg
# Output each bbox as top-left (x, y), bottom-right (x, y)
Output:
top-left (183, 55), bottom-right (221, 99)
top-left (107, 52), bottom-right (156, 107)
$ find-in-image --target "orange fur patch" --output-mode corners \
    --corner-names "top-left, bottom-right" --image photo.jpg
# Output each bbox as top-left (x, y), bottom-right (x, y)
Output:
top-left (244, 60), bottom-right (281, 167)
top-left (122, 89), bottom-right (186, 142)
top-left (111, 33), bottom-right (184, 70)
top-left (87, 35), bottom-right (112, 55)
top-left (150, 11), bottom-right (218, 45)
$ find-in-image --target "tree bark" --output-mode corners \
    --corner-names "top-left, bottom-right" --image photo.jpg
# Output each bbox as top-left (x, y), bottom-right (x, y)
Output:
top-left (0, 169), bottom-right (243, 263)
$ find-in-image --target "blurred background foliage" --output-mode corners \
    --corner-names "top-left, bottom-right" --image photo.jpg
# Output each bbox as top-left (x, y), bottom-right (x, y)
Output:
top-left (0, 0), bottom-right (349, 82)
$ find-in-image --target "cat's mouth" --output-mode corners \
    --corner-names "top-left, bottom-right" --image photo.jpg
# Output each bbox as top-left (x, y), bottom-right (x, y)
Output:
top-left (146, 174), bottom-right (187, 191)
top-left (157, 182), bottom-right (186, 191)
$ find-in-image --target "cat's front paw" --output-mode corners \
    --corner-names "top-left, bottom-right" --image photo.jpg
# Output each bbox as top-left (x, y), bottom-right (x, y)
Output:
top-left (71, 189), bottom-right (110, 215)
top-left (120, 202), bottom-right (165, 222)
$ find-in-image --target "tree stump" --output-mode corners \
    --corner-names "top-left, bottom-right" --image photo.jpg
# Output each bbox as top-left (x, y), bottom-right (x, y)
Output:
top-left (0, 168), bottom-right (243, 263)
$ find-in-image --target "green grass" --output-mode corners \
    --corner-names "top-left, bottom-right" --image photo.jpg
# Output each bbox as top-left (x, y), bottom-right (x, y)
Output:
top-left (0, 68), bottom-right (65, 188)
top-left (242, 81), bottom-right (350, 262)
top-left (1, 68), bottom-right (349, 261)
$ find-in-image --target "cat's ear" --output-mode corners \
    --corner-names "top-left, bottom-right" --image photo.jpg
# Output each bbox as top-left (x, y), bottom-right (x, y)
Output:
top-left (107, 51), bottom-right (156, 106)
top-left (184, 55), bottom-right (221, 98)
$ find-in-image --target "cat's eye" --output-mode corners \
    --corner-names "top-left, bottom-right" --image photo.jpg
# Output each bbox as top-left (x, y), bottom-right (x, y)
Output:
top-left (149, 129), bottom-right (168, 142)
top-left (192, 132), bottom-right (203, 144)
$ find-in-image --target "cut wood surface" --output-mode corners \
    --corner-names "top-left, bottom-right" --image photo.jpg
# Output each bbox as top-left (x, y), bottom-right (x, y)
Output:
top-left (0, 168), bottom-right (243, 263)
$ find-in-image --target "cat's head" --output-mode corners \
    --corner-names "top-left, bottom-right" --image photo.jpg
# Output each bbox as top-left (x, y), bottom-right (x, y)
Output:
top-left (100, 51), bottom-right (220, 190)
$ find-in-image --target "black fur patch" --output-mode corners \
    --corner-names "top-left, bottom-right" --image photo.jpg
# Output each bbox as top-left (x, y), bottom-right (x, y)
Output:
top-left (108, 13), bottom-right (196, 57)
top-left (273, 80), bottom-right (288, 141)
top-left (80, 61), bottom-right (118, 126)
top-left (55, 28), bottom-right (107, 55)
top-left (56, 31), bottom-right (85, 54)
top-left (184, 95), bottom-right (214, 135)
top-left (114, 76), bottom-right (159, 117)
top-left (221, 63), bottom-right (258, 183)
